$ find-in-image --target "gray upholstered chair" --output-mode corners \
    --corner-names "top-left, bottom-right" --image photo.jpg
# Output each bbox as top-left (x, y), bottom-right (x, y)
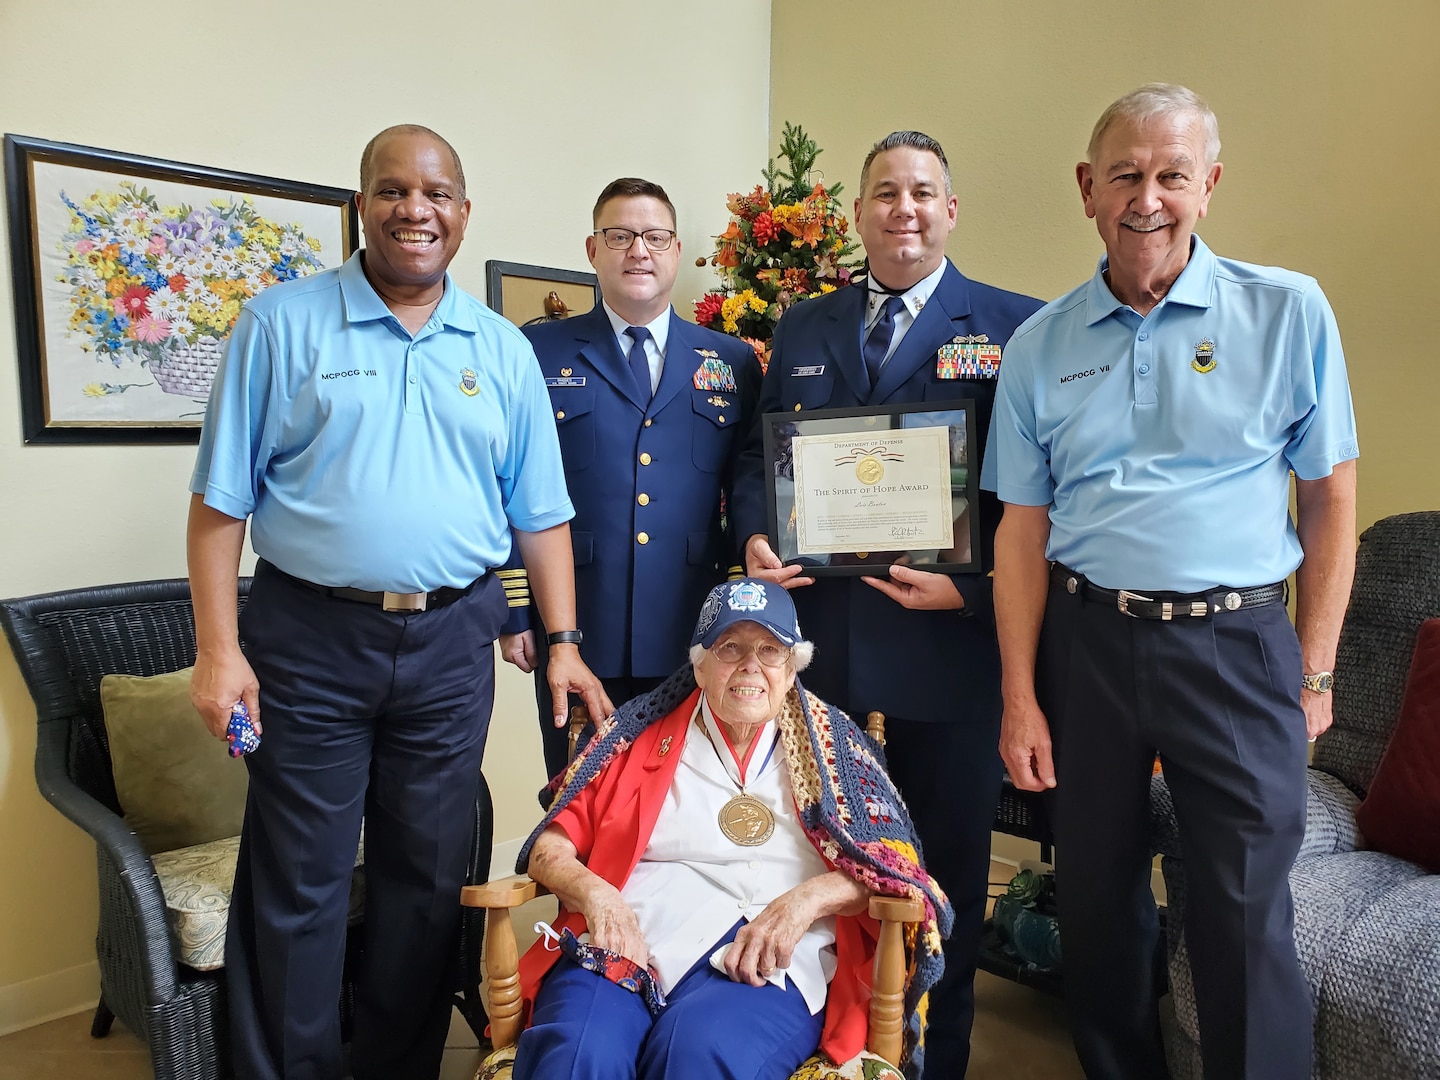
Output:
top-left (0, 578), bottom-right (493, 1079)
top-left (1154, 512), bottom-right (1440, 1079)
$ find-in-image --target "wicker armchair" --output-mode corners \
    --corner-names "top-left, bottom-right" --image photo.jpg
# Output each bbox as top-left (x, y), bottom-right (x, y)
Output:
top-left (0, 578), bottom-right (493, 1079)
top-left (1153, 512), bottom-right (1440, 1079)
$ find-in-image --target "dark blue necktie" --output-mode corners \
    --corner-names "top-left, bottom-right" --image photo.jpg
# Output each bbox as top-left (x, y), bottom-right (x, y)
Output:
top-left (863, 295), bottom-right (905, 388)
top-left (626, 325), bottom-right (653, 401)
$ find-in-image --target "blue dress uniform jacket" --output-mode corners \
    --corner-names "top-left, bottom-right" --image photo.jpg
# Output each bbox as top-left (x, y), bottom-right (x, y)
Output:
top-left (732, 262), bottom-right (1043, 724)
top-left (503, 305), bottom-right (761, 678)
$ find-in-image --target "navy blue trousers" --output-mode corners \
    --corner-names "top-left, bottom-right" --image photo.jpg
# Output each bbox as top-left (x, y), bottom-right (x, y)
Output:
top-left (227, 563), bottom-right (505, 1080)
top-left (1037, 586), bottom-right (1311, 1080)
top-left (513, 922), bottom-right (823, 1080)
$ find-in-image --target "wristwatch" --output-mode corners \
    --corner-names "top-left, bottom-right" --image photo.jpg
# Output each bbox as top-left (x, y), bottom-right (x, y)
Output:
top-left (546, 630), bottom-right (584, 647)
top-left (1301, 671), bottom-right (1334, 693)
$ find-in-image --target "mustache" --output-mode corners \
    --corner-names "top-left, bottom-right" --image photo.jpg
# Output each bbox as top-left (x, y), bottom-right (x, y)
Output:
top-left (1121, 212), bottom-right (1172, 232)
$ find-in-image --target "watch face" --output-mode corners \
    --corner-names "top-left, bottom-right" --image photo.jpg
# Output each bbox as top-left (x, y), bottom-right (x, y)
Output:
top-left (1305, 672), bottom-right (1334, 693)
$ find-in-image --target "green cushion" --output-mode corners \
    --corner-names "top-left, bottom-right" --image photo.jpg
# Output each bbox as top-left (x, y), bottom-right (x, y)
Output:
top-left (100, 667), bottom-right (248, 854)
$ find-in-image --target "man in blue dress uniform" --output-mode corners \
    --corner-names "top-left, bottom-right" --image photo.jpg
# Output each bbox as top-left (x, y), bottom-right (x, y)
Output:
top-left (731, 131), bottom-right (1043, 1077)
top-left (989, 84), bottom-right (1358, 1079)
top-left (188, 125), bottom-right (609, 1080)
top-left (497, 178), bottom-right (761, 778)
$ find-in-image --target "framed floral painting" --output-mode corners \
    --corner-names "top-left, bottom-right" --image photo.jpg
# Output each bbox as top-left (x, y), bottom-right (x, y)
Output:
top-left (4, 135), bottom-right (359, 443)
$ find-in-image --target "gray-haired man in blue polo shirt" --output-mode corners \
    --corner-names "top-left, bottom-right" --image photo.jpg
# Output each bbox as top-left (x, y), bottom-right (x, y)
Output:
top-left (187, 124), bottom-right (612, 1080)
top-left (988, 84), bottom-right (1358, 1079)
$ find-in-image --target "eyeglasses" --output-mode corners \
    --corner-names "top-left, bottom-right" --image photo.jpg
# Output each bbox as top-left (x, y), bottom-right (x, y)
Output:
top-left (710, 639), bottom-right (792, 668)
top-left (594, 227), bottom-right (677, 252)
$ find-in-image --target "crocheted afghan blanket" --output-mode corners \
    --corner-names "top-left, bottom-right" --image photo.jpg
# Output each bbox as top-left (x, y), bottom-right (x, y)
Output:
top-left (517, 666), bottom-right (954, 1079)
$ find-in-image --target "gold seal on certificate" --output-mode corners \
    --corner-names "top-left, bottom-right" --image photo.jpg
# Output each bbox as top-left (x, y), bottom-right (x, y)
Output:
top-left (761, 400), bottom-right (980, 576)
top-left (856, 455), bottom-right (884, 485)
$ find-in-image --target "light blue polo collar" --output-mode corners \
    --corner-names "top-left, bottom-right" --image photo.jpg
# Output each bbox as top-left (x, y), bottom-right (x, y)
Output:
top-left (1084, 235), bottom-right (1218, 325)
top-left (337, 250), bottom-right (479, 333)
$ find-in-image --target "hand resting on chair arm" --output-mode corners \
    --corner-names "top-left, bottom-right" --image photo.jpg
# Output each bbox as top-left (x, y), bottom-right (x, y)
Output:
top-left (528, 825), bottom-right (651, 969)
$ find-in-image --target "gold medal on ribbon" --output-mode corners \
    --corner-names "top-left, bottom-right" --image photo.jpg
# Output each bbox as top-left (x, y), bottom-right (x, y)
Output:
top-left (718, 794), bottom-right (776, 846)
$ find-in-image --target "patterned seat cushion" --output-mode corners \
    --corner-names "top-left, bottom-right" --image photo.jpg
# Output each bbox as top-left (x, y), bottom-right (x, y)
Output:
top-left (152, 834), bottom-right (366, 971)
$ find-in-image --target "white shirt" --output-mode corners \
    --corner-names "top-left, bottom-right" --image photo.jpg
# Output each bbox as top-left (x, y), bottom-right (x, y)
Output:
top-left (603, 301), bottom-right (669, 395)
top-left (619, 696), bottom-right (837, 1013)
top-left (862, 258), bottom-right (948, 371)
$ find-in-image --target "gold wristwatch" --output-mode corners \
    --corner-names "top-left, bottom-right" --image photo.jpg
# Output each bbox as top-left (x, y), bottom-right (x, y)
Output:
top-left (1301, 671), bottom-right (1334, 693)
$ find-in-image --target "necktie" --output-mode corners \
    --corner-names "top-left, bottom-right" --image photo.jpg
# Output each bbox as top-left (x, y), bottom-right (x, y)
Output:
top-left (625, 325), bottom-right (653, 401)
top-left (863, 295), bottom-right (905, 388)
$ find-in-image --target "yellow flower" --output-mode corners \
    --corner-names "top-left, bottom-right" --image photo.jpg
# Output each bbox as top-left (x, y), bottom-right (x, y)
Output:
top-left (819, 283), bottom-right (836, 294)
top-left (746, 291), bottom-right (768, 314)
top-left (82, 383), bottom-right (107, 397)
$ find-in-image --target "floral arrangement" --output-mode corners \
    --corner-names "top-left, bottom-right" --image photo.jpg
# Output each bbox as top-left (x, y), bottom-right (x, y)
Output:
top-left (56, 180), bottom-right (326, 395)
top-left (694, 123), bottom-right (860, 368)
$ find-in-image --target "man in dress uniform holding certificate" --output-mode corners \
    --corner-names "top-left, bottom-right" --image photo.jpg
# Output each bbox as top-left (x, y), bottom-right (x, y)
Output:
top-left (731, 130), bottom-right (1043, 1076)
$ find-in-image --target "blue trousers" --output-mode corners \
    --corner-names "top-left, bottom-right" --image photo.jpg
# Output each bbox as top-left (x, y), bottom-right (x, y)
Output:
top-left (1038, 587), bottom-right (1311, 1080)
top-left (226, 562), bottom-right (505, 1080)
top-left (513, 923), bottom-right (824, 1080)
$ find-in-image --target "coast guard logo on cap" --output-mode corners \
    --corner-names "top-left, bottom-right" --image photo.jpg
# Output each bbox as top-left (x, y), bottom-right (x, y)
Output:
top-left (728, 580), bottom-right (768, 613)
top-left (458, 368), bottom-right (479, 396)
top-left (694, 589), bottom-right (724, 640)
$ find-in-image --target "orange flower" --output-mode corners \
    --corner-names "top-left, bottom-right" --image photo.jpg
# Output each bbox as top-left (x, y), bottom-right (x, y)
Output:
top-left (715, 221), bottom-right (743, 269)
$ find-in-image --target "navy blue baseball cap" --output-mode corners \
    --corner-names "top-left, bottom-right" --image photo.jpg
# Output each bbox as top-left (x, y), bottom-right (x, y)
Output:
top-left (691, 578), bottom-right (801, 649)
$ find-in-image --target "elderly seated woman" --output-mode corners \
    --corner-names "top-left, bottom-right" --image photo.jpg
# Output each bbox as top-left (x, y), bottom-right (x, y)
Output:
top-left (509, 578), bottom-right (951, 1080)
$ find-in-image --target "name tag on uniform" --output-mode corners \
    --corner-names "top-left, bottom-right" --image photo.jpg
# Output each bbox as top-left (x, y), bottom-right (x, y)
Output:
top-left (545, 376), bottom-right (586, 387)
top-left (791, 365), bottom-right (825, 377)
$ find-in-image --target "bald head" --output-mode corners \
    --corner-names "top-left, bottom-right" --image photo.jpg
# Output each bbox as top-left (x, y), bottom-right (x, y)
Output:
top-left (360, 125), bottom-right (466, 199)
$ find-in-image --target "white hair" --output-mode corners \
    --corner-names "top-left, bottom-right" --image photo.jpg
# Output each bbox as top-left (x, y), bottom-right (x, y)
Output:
top-left (1087, 82), bottom-right (1221, 167)
top-left (689, 634), bottom-right (814, 672)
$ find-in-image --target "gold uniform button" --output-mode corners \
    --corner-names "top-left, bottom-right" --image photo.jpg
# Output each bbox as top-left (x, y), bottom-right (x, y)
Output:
top-left (555, 410), bottom-right (565, 420)
top-left (644, 418), bottom-right (653, 427)
top-left (793, 403), bottom-right (802, 412)
top-left (637, 532), bottom-right (650, 545)
top-left (639, 452), bottom-right (652, 465)
top-left (718, 414), bottom-right (725, 424)
top-left (637, 493), bottom-right (650, 506)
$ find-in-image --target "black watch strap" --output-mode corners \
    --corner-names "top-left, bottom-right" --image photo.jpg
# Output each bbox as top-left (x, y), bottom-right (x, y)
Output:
top-left (547, 630), bottom-right (584, 647)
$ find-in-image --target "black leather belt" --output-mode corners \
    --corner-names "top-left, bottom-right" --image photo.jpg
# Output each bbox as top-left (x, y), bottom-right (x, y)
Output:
top-left (1050, 563), bottom-right (1284, 621)
top-left (259, 560), bottom-right (482, 613)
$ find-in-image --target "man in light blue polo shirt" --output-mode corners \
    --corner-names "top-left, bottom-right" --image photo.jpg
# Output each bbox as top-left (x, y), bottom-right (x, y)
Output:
top-left (987, 85), bottom-right (1358, 1079)
top-left (187, 124), bottom-right (611, 1080)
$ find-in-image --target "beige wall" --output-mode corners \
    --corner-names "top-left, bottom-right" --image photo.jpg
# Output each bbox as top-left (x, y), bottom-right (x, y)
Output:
top-left (771, 0), bottom-right (1440, 531)
top-left (0, 0), bottom-right (772, 1032)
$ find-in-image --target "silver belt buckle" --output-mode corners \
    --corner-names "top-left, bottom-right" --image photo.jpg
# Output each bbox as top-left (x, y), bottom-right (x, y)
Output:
top-left (382, 590), bottom-right (427, 613)
top-left (1115, 589), bottom-right (1152, 618)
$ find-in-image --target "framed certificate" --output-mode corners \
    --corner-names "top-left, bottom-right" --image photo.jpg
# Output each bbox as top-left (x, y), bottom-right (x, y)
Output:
top-left (761, 400), bottom-right (981, 576)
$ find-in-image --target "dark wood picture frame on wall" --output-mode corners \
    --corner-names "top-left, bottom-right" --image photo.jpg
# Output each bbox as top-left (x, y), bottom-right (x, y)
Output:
top-left (485, 260), bottom-right (600, 328)
top-left (4, 133), bottom-right (359, 444)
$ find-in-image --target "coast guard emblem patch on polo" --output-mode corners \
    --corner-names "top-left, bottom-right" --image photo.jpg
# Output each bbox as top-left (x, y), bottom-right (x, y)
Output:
top-left (728, 580), bottom-right (767, 612)
top-left (693, 353), bottom-right (737, 392)
top-left (937, 335), bottom-right (1002, 379)
top-left (458, 368), bottom-right (479, 396)
top-left (1192, 339), bottom-right (1216, 374)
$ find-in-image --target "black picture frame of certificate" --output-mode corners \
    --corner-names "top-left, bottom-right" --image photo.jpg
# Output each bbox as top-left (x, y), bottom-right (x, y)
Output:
top-left (761, 400), bottom-right (981, 576)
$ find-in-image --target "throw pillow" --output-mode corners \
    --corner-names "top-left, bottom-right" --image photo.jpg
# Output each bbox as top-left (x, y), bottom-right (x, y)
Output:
top-left (100, 667), bottom-right (249, 854)
top-left (1355, 618), bottom-right (1440, 872)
